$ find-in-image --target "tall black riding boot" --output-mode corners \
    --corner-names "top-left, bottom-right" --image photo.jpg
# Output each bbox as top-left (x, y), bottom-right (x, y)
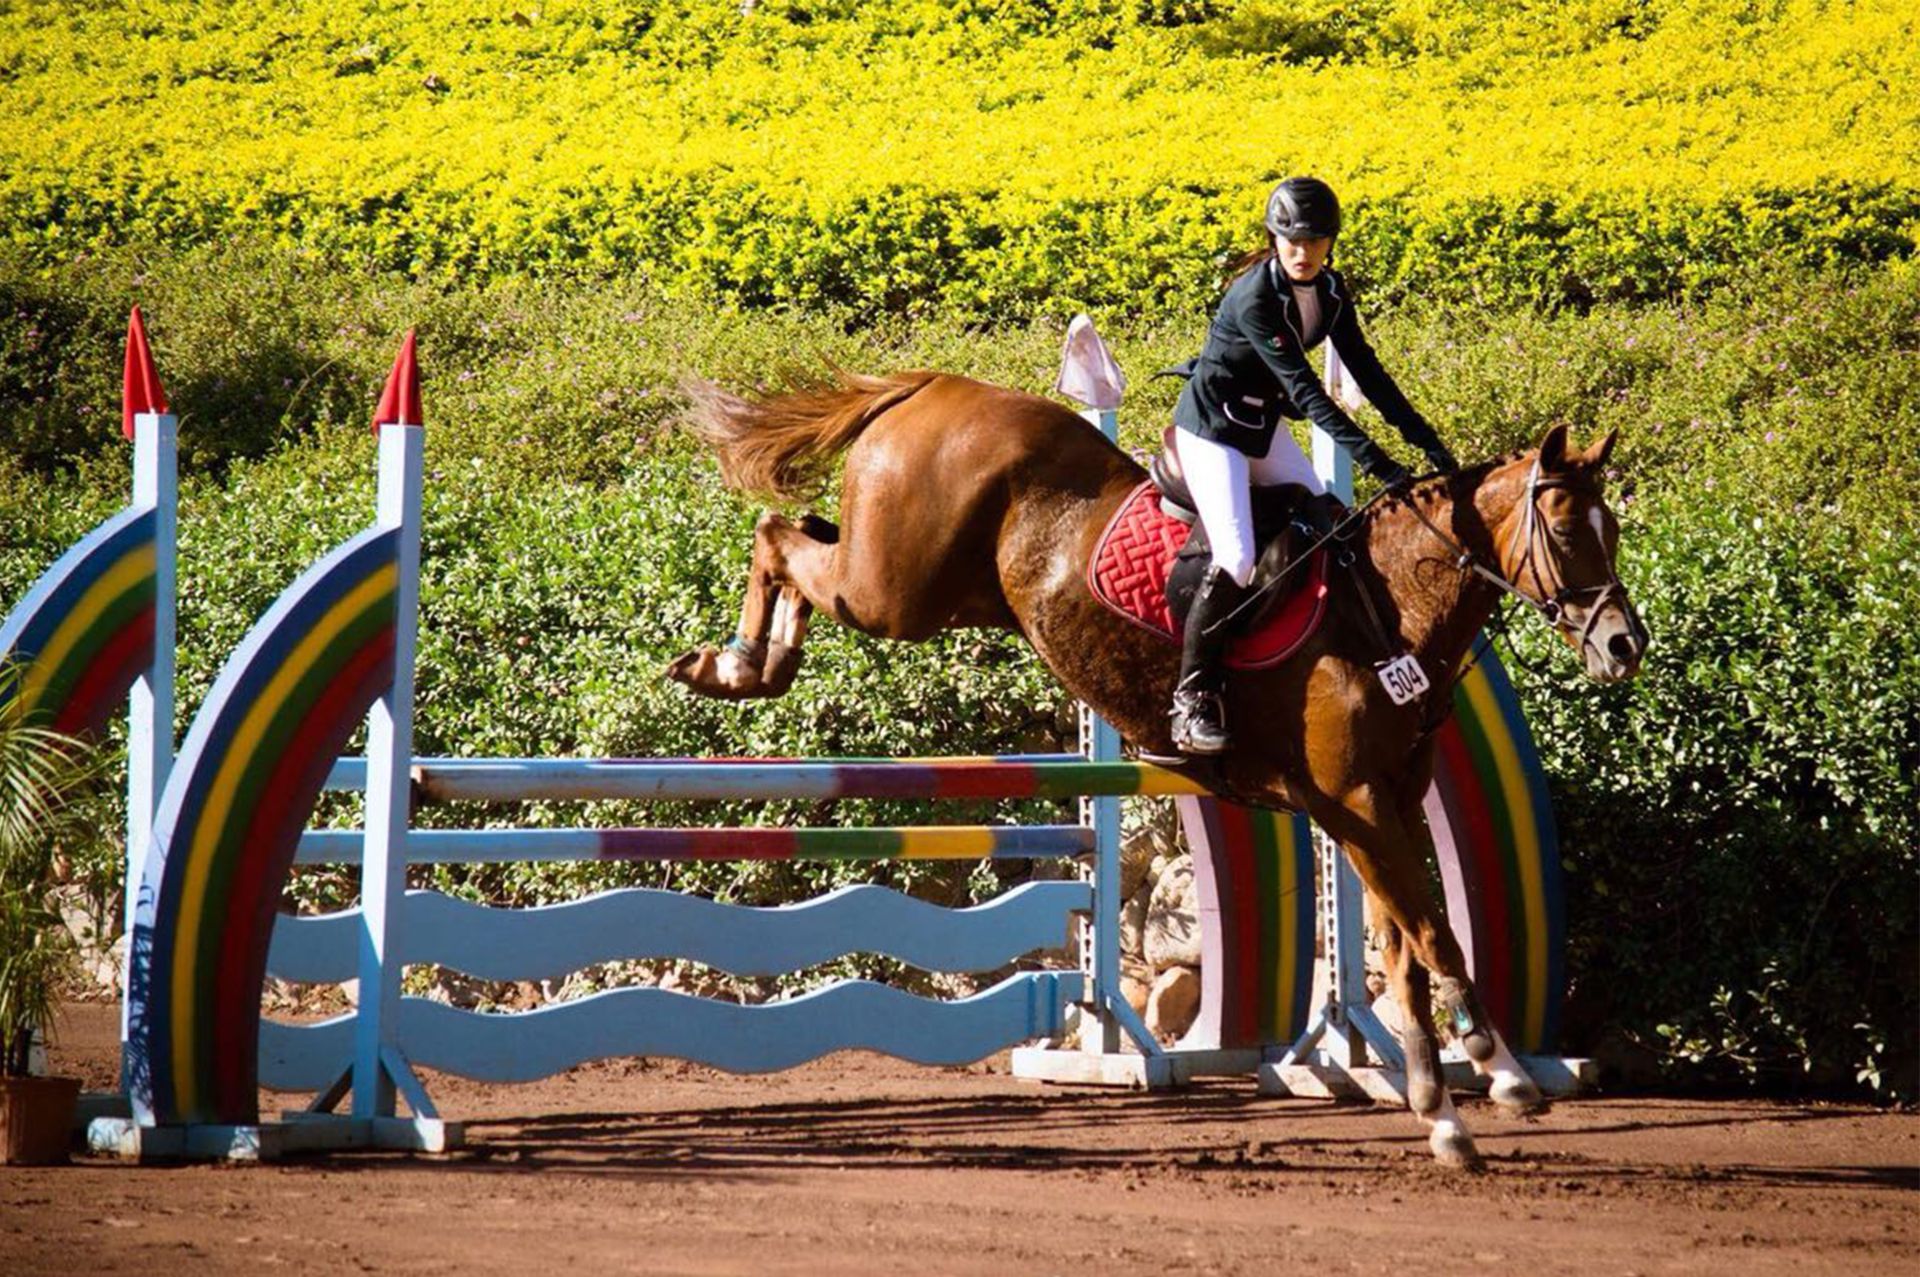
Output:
top-left (1170, 564), bottom-right (1247, 755)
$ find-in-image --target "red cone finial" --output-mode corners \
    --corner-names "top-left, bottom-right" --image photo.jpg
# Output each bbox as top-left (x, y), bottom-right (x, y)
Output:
top-left (122, 306), bottom-right (169, 440)
top-left (371, 329), bottom-right (424, 432)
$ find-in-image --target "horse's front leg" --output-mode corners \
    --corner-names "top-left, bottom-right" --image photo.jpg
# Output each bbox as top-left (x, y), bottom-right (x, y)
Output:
top-left (1376, 793), bottom-right (1548, 1119)
top-left (1431, 957), bottom-right (1547, 1116)
top-left (1374, 913), bottom-right (1479, 1168)
top-left (1313, 782), bottom-right (1488, 1168)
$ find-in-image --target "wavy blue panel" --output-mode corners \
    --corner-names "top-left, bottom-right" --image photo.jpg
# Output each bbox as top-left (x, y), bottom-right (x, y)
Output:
top-left (267, 881), bottom-right (1091, 984)
top-left (260, 1012), bottom-right (354, 1091)
top-left (259, 971), bottom-right (1082, 1087)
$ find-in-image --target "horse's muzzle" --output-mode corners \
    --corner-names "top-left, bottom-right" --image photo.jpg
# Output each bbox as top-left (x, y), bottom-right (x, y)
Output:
top-left (1578, 597), bottom-right (1648, 683)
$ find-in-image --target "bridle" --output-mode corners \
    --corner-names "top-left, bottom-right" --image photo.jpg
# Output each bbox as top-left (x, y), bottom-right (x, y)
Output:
top-left (1401, 458), bottom-right (1645, 667)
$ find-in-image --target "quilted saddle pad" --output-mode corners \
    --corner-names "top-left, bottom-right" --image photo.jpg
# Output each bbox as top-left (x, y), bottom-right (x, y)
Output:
top-left (1087, 482), bottom-right (1331, 671)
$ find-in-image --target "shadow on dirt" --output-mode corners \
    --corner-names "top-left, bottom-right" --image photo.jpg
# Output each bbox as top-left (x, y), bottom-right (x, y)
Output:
top-left (295, 1088), bottom-right (1917, 1194)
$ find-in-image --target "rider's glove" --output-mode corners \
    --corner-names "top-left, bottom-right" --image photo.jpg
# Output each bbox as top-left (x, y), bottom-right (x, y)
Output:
top-left (1370, 459), bottom-right (1415, 495)
top-left (1424, 445), bottom-right (1460, 475)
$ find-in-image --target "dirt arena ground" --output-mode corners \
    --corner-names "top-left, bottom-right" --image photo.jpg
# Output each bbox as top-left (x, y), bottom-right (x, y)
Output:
top-left (2, 1002), bottom-right (1915, 1276)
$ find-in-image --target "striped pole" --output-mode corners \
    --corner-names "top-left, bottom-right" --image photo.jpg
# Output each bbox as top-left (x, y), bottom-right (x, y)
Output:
top-left (294, 824), bottom-right (1095, 865)
top-left (323, 754), bottom-right (1211, 803)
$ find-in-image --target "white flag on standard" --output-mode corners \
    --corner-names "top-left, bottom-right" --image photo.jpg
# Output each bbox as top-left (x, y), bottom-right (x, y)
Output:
top-left (1055, 313), bottom-right (1127, 412)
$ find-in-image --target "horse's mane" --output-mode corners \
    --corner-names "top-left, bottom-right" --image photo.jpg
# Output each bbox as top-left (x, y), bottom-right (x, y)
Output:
top-left (1359, 449), bottom-right (1533, 527)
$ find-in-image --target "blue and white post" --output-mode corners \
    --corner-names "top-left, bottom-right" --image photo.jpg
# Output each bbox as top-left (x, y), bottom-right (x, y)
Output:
top-left (1261, 425), bottom-right (1409, 1092)
top-left (118, 312), bottom-right (179, 1088)
top-left (1029, 314), bottom-right (1170, 1079)
top-left (341, 333), bottom-right (451, 1147)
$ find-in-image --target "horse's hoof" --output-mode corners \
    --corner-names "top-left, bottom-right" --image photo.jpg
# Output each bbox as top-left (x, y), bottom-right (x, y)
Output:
top-left (664, 645), bottom-right (764, 700)
top-left (1429, 1123), bottom-right (1484, 1171)
top-left (1491, 1073), bottom-right (1549, 1117)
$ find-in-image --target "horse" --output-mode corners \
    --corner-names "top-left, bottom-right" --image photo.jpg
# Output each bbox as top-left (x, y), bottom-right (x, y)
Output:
top-left (666, 370), bottom-right (1647, 1168)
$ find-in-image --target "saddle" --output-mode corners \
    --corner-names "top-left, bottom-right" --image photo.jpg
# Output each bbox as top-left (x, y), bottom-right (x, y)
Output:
top-left (1086, 429), bottom-right (1336, 670)
top-left (1148, 427), bottom-right (1333, 630)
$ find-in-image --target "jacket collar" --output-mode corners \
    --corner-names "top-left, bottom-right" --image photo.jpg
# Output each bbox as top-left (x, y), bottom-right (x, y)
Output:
top-left (1266, 260), bottom-right (1346, 345)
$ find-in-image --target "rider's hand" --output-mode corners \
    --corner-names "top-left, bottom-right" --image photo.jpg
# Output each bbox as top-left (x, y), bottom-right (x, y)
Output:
top-left (1373, 461), bottom-right (1415, 496)
top-left (1424, 445), bottom-right (1460, 475)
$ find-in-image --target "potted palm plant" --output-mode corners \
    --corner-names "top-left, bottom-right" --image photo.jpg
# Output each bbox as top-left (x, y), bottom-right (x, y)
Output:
top-left (0, 672), bottom-right (97, 1165)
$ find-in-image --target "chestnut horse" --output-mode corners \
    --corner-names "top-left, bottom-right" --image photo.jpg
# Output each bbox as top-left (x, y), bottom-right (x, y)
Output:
top-left (668, 371), bottom-right (1646, 1168)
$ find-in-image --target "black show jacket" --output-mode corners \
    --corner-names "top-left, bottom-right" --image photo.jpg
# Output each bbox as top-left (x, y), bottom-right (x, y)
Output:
top-left (1170, 260), bottom-right (1444, 478)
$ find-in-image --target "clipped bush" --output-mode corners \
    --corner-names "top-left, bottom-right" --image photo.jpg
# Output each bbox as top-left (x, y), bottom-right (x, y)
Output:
top-left (0, 1), bottom-right (1913, 318)
top-left (1509, 488), bottom-right (1917, 1099)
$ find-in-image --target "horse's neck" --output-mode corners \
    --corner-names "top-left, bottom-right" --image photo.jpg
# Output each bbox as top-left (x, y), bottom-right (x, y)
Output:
top-left (1359, 462), bottom-right (1528, 676)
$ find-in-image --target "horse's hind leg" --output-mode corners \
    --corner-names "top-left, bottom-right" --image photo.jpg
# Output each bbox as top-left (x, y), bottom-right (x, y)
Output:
top-left (666, 513), bottom-right (836, 700)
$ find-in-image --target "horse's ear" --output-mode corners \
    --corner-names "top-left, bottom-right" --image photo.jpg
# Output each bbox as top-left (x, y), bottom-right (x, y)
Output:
top-left (1537, 423), bottom-right (1570, 471)
top-left (1580, 429), bottom-right (1619, 470)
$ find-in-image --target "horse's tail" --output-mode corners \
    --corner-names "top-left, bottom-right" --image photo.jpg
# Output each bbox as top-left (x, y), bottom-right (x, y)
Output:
top-left (681, 369), bottom-right (940, 502)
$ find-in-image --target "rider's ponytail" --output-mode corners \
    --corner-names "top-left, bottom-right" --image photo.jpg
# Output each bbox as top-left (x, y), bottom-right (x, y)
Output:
top-left (1220, 244), bottom-right (1274, 290)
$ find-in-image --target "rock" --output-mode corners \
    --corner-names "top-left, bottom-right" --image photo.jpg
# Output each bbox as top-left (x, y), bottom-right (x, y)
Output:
top-left (1143, 854), bottom-right (1199, 971)
top-left (1120, 804), bottom-right (1182, 901)
top-left (1121, 972), bottom-right (1152, 1018)
top-left (58, 891), bottom-right (103, 953)
top-left (90, 933), bottom-right (129, 995)
top-left (1118, 881), bottom-right (1151, 966)
top-left (1145, 965), bottom-right (1201, 1043)
top-left (1118, 833), bottom-right (1153, 903)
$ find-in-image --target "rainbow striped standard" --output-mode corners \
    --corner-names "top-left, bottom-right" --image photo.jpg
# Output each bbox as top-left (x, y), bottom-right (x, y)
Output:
top-left (1424, 651), bottom-right (1565, 1054)
top-left (127, 525), bottom-right (401, 1127)
top-left (1180, 798), bottom-right (1316, 1049)
top-left (0, 506), bottom-right (156, 736)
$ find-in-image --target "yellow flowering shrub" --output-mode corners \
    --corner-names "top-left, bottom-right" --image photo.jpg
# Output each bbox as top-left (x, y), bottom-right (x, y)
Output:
top-left (0, 0), bottom-right (1913, 317)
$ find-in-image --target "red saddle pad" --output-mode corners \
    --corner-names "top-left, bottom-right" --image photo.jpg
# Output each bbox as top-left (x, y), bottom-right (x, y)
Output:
top-left (1087, 482), bottom-right (1330, 670)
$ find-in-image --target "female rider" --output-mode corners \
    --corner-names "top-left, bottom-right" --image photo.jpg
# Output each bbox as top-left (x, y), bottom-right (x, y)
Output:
top-left (1168, 176), bottom-right (1458, 755)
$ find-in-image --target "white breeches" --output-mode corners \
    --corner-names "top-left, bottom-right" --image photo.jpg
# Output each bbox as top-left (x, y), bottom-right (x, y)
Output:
top-left (1173, 426), bottom-right (1325, 586)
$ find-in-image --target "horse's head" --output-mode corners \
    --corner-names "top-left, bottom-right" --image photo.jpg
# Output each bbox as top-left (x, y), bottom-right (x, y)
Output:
top-left (1495, 424), bottom-right (1649, 683)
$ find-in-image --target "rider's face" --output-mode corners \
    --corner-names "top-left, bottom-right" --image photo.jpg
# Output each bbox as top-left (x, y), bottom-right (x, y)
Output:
top-left (1275, 235), bottom-right (1333, 282)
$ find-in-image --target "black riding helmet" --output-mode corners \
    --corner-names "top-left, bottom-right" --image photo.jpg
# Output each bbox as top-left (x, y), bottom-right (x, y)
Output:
top-left (1264, 176), bottom-right (1341, 241)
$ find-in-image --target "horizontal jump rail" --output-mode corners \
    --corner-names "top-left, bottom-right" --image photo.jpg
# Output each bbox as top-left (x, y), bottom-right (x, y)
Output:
top-left (259, 971), bottom-right (1083, 1088)
top-left (267, 881), bottom-right (1091, 983)
top-left (293, 824), bottom-right (1094, 865)
top-left (321, 753), bottom-right (1209, 803)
